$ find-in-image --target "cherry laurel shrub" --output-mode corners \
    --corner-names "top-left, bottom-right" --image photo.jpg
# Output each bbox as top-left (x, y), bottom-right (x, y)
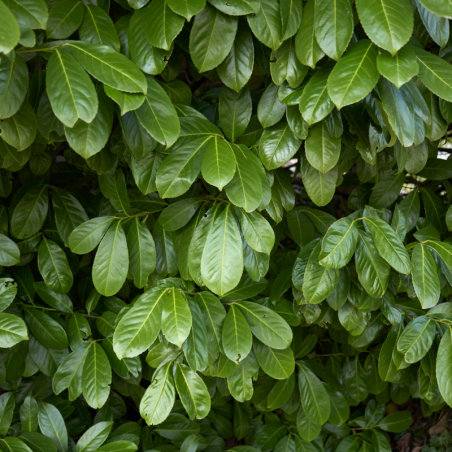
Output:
top-left (1, 0), bottom-right (452, 450)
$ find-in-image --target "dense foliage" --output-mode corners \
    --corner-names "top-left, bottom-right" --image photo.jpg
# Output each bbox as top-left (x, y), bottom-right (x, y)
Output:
top-left (2, 0), bottom-right (452, 450)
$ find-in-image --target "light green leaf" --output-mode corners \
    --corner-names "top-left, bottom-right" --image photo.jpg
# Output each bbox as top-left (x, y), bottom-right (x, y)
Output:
top-left (412, 243), bottom-right (440, 309)
top-left (139, 361), bottom-right (175, 425)
top-left (397, 315), bottom-right (436, 363)
top-left (377, 45), bottom-right (419, 88)
top-left (0, 313), bottom-right (28, 347)
top-left (46, 48), bottom-right (98, 128)
top-left (355, 0), bottom-right (413, 55)
top-left (82, 342), bottom-right (112, 409)
top-left (189, 4), bottom-right (237, 73)
top-left (68, 42), bottom-right (147, 94)
top-left (201, 205), bottom-right (243, 296)
top-left (174, 362), bottom-right (211, 420)
top-left (327, 40), bottom-right (379, 109)
top-left (37, 403), bottom-right (67, 452)
top-left (92, 220), bottom-right (129, 296)
top-left (161, 288), bottom-right (192, 347)
top-left (254, 339), bottom-right (294, 380)
top-left (222, 304), bottom-right (252, 364)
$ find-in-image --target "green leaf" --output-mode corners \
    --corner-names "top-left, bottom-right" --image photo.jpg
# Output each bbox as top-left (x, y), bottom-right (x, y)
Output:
top-left (0, 55), bottom-right (28, 119)
top-left (146, 0), bottom-right (184, 51)
top-left (270, 38), bottom-right (307, 88)
top-left (20, 433), bottom-right (58, 452)
top-left (355, 0), bottom-right (413, 55)
top-left (417, 0), bottom-right (452, 18)
top-left (315, 0), bottom-right (353, 60)
top-left (46, 48), bottom-right (98, 128)
top-left (52, 343), bottom-right (90, 401)
top-left (369, 170), bottom-right (405, 208)
top-left (327, 40), bottom-right (379, 109)
top-left (257, 83), bottom-right (286, 129)
top-left (38, 237), bottom-right (73, 294)
top-left (69, 217), bottom-right (115, 255)
top-left (236, 300), bottom-right (292, 349)
top-left (319, 216), bottom-right (358, 268)
top-left (0, 233), bottom-right (20, 266)
top-left (80, 4), bottom-right (120, 51)
top-left (3, 0), bottom-right (48, 30)
top-left (156, 136), bottom-right (210, 198)
top-left (129, 5), bottom-right (172, 75)
top-left (82, 342), bottom-right (112, 409)
top-left (127, 217), bottom-right (156, 288)
top-left (305, 121), bottom-right (341, 174)
top-left (37, 403), bottom-right (67, 452)
top-left (0, 0), bottom-right (20, 54)
top-left (92, 220), bottom-right (129, 296)
top-left (254, 339), bottom-right (294, 380)
top-left (167, 0), bottom-right (205, 21)
top-left (363, 216), bottom-right (411, 274)
top-left (24, 307), bottom-right (68, 349)
top-left (414, 48), bottom-right (452, 103)
top-left (159, 198), bottom-right (202, 232)
top-left (247, 0), bottom-right (282, 50)
top-left (301, 158), bottom-right (338, 207)
top-left (239, 210), bottom-right (275, 255)
top-left (0, 313), bottom-right (28, 347)
top-left (303, 242), bottom-right (340, 303)
top-left (68, 42), bottom-right (147, 94)
top-left (52, 188), bottom-right (89, 246)
top-left (114, 288), bottom-right (165, 358)
top-left (46, 0), bottom-right (84, 39)
top-left (355, 229), bottom-right (390, 298)
top-left (140, 362), bottom-right (175, 425)
top-left (65, 85), bottom-right (114, 159)
top-left (0, 392), bottom-right (14, 436)
top-left (379, 78), bottom-right (415, 147)
top-left (20, 396), bottom-right (38, 434)
top-left (189, 4), bottom-right (238, 73)
top-left (201, 136), bottom-right (236, 190)
top-left (378, 411), bottom-right (412, 433)
top-left (0, 100), bottom-right (37, 151)
top-left (412, 243), bottom-right (440, 308)
top-left (300, 63), bottom-right (335, 125)
top-left (298, 362), bottom-right (331, 425)
top-left (397, 315), bottom-right (436, 363)
top-left (135, 76), bottom-right (180, 148)
top-left (73, 421), bottom-right (112, 452)
top-left (222, 304), bottom-right (252, 363)
top-left (34, 282), bottom-right (73, 313)
top-left (193, 291), bottom-right (226, 364)
top-left (259, 123), bottom-right (301, 170)
top-left (201, 205), bottom-right (243, 296)
top-left (161, 288), bottom-right (192, 347)
top-left (217, 25), bottom-right (254, 92)
top-left (225, 144), bottom-right (263, 212)
top-left (437, 326), bottom-right (452, 407)
top-left (104, 86), bottom-right (145, 116)
top-left (376, 45), bottom-right (419, 88)
top-left (295, 0), bottom-right (324, 68)
top-left (174, 363), bottom-right (211, 420)
top-left (219, 86), bottom-right (251, 142)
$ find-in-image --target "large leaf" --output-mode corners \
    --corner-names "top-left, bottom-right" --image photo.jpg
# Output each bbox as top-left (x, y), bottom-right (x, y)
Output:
top-left (113, 287), bottom-right (165, 359)
top-left (135, 77), bottom-right (180, 148)
top-left (82, 342), bottom-right (111, 409)
top-left (327, 40), bottom-right (379, 109)
top-left (92, 220), bottom-right (128, 296)
top-left (201, 205), bottom-right (243, 296)
top-left (412, 243), bottom-right (440, 308)
top-left (222, 304), bottom-right (252, 363)
top-left (0, 313), bottom-right (28, 348)
top-left (315, 0), bottom-right (353, 60)
top-left (139, 361), bottom-right (175, 425)
top-left (189, 4), bottom-right (238, 73)
top-left (46, 49), bottom-right (98, 128)
top-left (437, 326), bottom-right (452, 408)
top-left (68, 42), bottom-right (147, 94)
top-left (298, 362), bottom-right (331, 425)
top-left (161, 288), bottom-right (192, 347)
top-left (355, 0), bottom-right (413, 55)
top-left (363, 217), bottom-right (411, 274)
